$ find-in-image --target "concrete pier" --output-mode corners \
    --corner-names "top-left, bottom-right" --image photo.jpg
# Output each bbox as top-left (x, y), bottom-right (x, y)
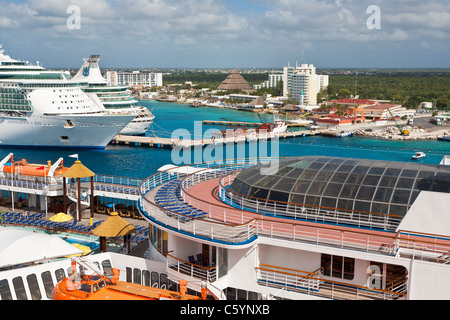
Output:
top-left (111, 129), bottom-right (323, 149)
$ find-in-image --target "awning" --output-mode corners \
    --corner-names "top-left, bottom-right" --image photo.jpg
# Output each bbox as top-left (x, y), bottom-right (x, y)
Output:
top-left (0, 228), bottom-right (83, 268)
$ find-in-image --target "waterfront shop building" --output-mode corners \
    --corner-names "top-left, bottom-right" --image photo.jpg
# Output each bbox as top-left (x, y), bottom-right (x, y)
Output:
top-left (325, 98), bottom-right (379, 107)
top-left (363, 104), bottom-right (415, 120)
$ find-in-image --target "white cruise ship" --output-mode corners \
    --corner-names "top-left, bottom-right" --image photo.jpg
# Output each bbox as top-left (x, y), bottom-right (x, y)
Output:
top-left (0, 46), bottom-right (135, 149)
top-left (71, 55), bottom-right (155, 136)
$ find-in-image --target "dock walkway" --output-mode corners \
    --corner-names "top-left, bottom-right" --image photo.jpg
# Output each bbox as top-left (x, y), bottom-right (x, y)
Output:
top-left (112, 129), bottom-right (323, 149)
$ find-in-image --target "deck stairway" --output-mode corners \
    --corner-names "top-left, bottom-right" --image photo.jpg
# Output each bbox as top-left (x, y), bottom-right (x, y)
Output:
top-left (66, 184), bottom-right (92, 219)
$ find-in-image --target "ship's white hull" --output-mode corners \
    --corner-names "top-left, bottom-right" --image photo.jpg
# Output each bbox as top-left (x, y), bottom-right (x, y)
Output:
top-left (272, 122), bottom-right (288, 134)
top-left (117, 107), bottom-right (155, 136)
top-left (287, 119), bottom-right (313, 125)
top-left (120, 118), bottom-right (153, 135)
top-left (0, 113), bottom-right (135, 149)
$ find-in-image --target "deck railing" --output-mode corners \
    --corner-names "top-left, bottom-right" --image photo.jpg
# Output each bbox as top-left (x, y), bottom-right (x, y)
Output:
top-left (0, 172), bottom-right (141, 198)
top-left (256, 263), bottom-right (407, 300)
top-left (256, 264), bottom-right (322, 295)
top-left (166, 254), bottom-right (217, 283)
top-left (0, 173), bottom-right (60, 192)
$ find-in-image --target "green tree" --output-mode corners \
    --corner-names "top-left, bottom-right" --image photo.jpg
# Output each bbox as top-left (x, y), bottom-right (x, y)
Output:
top-left (437, 95), bottom-right (448, 109)
top-left (337, 89), bottom-right (351, 99)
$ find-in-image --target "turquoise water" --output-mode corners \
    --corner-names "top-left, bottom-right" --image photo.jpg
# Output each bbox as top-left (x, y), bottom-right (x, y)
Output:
top-left (0, 100), bottom-right (448, 179)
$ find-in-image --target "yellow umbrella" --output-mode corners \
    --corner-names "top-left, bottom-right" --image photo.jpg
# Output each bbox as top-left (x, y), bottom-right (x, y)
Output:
top-left (70, 243), bottom-right (92, 256)
top-left (49, 212), bottom-right (74, 222)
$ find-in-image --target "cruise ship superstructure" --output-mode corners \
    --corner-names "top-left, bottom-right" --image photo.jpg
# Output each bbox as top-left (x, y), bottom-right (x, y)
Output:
top-left (71, 55), bottom-right (155, 136)
top-left (138, 156), bottom-right (450, 300)
top-left (0, 46), bottom-right (135, 149)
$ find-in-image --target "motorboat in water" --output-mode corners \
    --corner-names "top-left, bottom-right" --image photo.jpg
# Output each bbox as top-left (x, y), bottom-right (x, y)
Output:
top-left (412, 152), bottom-right (426, 160)
top-left (335, 130), bottom-right (354, 137)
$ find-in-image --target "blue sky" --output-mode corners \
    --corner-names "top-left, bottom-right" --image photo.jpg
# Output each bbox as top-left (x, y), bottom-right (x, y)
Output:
top-left (0, 0), bottom-right (449, 68)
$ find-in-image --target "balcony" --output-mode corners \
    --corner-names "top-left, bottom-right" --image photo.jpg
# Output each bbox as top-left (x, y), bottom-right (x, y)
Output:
top-left (166, 254), bottom-right (217, 283)
top-left (256, 264), bottom-right (407, 300)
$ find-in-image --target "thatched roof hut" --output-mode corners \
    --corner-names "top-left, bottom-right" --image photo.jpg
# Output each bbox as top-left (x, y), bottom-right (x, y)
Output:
top-left (282, 104), bottom-right (299, 112)
top-left (218, 69), bottom-right (252, 91)
top-left (62, 160), bottom-right (95, 178)
top-left (248, 96), bottom-right (266, 107)
top-left (92, 212), bottom-right (136, 237)
top-left (92, 212), bottom-right (137, 252)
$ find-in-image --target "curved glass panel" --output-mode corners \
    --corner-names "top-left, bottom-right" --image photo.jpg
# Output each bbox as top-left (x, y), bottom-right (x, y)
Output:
top-left (230, 156), bottom-right (450, 218)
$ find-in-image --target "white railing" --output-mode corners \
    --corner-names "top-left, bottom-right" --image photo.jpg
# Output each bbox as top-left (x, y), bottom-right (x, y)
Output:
top-left (93, 174), bottom-right (142, 187)
top-left (256, 265), bottom-right (322, 295)
top-left (0, 172), bottom-right (62, 192)
top-left (0, 172), bottom-right (140, 197)
top-left (166, 254), bottom-right (217, 283)
top-left (140, 196), bottom-right (256, 244)
top-left (256, 264), bottom-right (407, 300)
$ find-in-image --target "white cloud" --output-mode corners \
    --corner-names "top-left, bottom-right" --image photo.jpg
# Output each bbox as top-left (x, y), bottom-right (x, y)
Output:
top-left (0, 0), bottom-right (448, 67)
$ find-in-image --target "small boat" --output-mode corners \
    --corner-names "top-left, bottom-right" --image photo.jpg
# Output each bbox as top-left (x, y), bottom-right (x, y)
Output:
top-left (306, 124), bottom-right (320, 130)
top-left (287, 118), bottom-right (313, 126)
top-left (52, 258), bottom-right (206, 300)
top-left (335, 130), bottom-right (354, 138)
top-left (412, 152), bottom-right (426, 160)
top-left (0, 153), bottom-right (68, 177)
top-left (438, 136), bottom-right (450, 142)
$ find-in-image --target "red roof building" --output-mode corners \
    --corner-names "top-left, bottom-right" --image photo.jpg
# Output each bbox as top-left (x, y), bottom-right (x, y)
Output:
top-left (325, 98), bottom-right (378, 106)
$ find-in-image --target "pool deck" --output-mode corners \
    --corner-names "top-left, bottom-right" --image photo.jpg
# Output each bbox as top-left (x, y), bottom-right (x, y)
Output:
top-left (0, 204), bottom-right (150, 257)
top-left (0, 204), bottom-right (148, 227)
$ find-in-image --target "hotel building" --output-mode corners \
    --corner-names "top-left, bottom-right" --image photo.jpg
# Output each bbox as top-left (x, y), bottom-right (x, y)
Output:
top-left (106, 71), bottom-right (163, 88)
top-left (284, 64), bottom-right (329, 106)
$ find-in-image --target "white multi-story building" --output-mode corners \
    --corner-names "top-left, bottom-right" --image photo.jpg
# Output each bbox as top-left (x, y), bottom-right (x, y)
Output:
top-left (283, 63), bottom-right (328, 105)
top-left (253, 72), bottom-right (283, 90)
top-left (106, 71), bottom-right (163, 87)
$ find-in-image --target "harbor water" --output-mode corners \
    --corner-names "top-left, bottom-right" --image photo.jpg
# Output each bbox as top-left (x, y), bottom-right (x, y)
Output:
top-left (0, 100), bottom-right (448, 180)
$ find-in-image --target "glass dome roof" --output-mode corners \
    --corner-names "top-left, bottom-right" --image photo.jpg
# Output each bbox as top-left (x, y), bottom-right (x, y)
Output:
top-left (228, 156), bottom-right (450, 216)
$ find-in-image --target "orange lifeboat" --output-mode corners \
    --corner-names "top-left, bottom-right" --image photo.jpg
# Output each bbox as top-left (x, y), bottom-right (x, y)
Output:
top-left (52, 260), bottom-right (204, 300)
top-left (2, 158), bottom-right (68, 177)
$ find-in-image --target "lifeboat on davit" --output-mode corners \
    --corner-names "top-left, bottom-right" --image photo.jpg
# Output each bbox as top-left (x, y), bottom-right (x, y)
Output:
top-left (52, 258), bottom-right (205, 300)
top-left (1, 156), bottom-right (68, 177)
